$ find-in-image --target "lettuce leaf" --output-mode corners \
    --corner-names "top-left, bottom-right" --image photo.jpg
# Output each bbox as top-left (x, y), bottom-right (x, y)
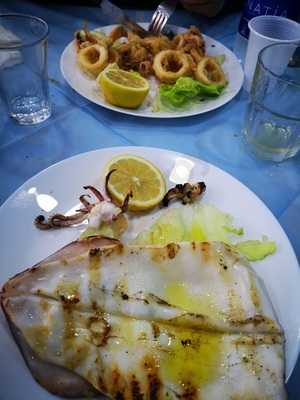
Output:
top-left (158, 77), bottom-right (226, 110)
top-left (132, 204), bottom-right (241, 246)
top-left (132, 204), bottom-right (276, 262)
top-left (235, 238), bottom-right (276, 261)
top-left (224, 225), bottom-right (244, 236)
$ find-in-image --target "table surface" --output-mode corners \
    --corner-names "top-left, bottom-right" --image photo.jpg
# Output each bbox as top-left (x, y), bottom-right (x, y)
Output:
top-left (0, 1), bottom-right (299, 398)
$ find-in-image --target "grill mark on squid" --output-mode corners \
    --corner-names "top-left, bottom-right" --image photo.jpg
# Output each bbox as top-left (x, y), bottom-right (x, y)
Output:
top-left (88, 248), bottom-right (102, 305)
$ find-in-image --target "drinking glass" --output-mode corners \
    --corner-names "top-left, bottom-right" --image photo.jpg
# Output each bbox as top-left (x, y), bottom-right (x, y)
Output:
top-left (243, 42), bottom-right (300, 162)
top-left (243, 16), bottom-right (300, 91)
top-left (0, 14), bottom-right (51, 125)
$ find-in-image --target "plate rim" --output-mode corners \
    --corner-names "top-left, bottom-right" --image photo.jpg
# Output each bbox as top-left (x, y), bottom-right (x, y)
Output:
top-left (60, 23), bottom-right (244, 119)
top-left (0, 145), bottom-right (299, 383)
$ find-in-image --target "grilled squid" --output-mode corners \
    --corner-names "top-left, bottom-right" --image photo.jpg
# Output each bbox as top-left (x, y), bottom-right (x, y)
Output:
top-left (77, 44), bottom-right (108, 78)
top-left (162, 182), bottom-right (206, 207)
top-left (34, 184), bottom-right (132, 234)
top-left (1, 239), bottom-right (286, 399)
top-left (153, 50), bottom-right (190, 83)
top-left (195, 56), bottom-right (226, 86)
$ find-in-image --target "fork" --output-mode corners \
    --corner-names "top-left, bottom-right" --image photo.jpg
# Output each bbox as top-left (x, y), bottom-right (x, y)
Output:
top-left (148, 0), bottom-right (179, 35)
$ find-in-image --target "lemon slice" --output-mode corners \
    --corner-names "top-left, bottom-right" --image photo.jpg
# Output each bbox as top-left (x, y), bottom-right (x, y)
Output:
top-left (105, 154), bottom-right (166, 211)
top-left (97, 65), bottom-right (149, 109)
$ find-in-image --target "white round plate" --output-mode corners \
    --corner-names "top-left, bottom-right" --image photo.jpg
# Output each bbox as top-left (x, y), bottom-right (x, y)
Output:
top-left (60, 24), bottom-right (244, 118)
top-left (0, 147), bottom-right (299, 400)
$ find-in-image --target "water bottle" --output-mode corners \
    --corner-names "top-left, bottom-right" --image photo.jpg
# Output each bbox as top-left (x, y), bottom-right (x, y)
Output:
top-left (234, 0), bottom-right (300, 64)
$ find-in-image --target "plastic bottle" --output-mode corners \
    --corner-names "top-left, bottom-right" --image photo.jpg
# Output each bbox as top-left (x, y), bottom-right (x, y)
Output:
top-left (234, 0), bottom-right (300, 64)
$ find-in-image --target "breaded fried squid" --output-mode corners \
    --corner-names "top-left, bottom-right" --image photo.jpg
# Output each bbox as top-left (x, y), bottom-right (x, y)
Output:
top-left (77, 44), bottom-right (108, 78)
top-left (153, 50), bottom-right (190, 83)
top-left (195, 56), bottom-right (226, 86)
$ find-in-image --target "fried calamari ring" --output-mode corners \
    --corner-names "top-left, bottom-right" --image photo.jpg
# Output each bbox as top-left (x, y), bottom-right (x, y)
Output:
top-left (172, 34), bottom-right (184, 49)
top-left (195, 56), bottom-right (226, 86)
top-left (190, 48), bottom-right (203, 63)
top-left (77, 44), bottom-right (108, 78)
top-left (153, 50), bottom-right (190, 83)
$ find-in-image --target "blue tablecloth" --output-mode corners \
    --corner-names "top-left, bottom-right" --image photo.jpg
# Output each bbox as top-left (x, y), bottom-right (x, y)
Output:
top-left (0, 1), bottom-right (299, 398)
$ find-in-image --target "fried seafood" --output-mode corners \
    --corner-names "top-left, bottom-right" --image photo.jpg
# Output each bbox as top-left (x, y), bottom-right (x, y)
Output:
top-left (75, 29), bottom-right (111, 51)
top-left (195, 56), bottom-right (226, 86)
top-left (172, 26), bottom-right (205, 52)
top-left (107, 47), bottom-right (119, 63)
top-left (116, 42), bottom-right (151, 71)
top-left (127, 31), bottom-right (143, 42)
top-left (75, 29), bottom-right (95, 50)
top-left (109, 25), bottom-right (128, 42)
top-left (111, 32), bottom-right (171, 77)
top-left (190, 47), bottom-right (203, 64)
top-left (143, 35), bottom-right (171, 55)
top-left (77, 44), bottom-right (109, 77)
top-left (74, 24), bottom-right (227, 105)
top-left (153, 49), bottom-right (191, 83)
top-left (139, 60), bottom-right (153, 77)
top-left (172, 25), bottom-right (205, 66)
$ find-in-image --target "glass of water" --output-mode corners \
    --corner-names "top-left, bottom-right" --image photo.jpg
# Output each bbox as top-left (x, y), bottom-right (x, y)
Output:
top-left (0, 14), bottom-right (51, 125)
top-left (243, 42), bottom-right (300, 162)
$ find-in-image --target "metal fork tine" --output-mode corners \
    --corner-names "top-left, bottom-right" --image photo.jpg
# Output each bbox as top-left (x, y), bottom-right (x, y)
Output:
top-left (148, 0), bottom-right (178, 35)
top-left (153, 12), bottom-right (164, 35)
top-left (151, 12), bottom-right (160, 35)
top-left (156, 12), bottom-right (167, 35)
top-left (159, 14), bottom-right (168, 34)
top-left (148, 10), bottom-right (159, 33)
top-left (151, 10), bottom-right (161, 33)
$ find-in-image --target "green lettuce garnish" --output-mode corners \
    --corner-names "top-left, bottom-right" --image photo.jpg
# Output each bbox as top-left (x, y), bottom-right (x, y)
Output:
top-left (235, 237), bottom-right (276, 261)
top-left (132, 204), bottom-right (276, 262)
top-left (133, 204), bottom-right (242, 246)
top-left (224, 225), bottom-right (244, 236)
top-left (157, 77), bottom-right (226, 110)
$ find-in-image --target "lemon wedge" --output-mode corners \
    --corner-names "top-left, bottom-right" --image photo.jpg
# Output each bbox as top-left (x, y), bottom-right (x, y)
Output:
top-left (104, 154), bottom-right (166, 211)
top-left (97, 64), bottom-right (149, 109)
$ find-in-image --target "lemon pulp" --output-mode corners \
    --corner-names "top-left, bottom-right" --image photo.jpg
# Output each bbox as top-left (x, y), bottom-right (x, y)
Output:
top-left (105, 154), bottom-right (166, 211)
top-left (97, 66), bottom-right (149, 109)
